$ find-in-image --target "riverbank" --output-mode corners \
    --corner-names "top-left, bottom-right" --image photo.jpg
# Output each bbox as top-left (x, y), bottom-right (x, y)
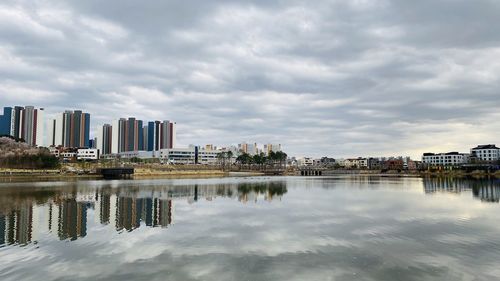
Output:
top-left (0, 167), bottom-right (266, 182)
top-left (133, 167), bottom-right (227, 178)
top-left (1, 167), bottom-right (499, 182)
top-left (317, 169), bottom-right (500, 178)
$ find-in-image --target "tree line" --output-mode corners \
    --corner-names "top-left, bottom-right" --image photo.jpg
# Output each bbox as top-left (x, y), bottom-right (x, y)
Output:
top-left (217, 150), bottom-right (288, 170)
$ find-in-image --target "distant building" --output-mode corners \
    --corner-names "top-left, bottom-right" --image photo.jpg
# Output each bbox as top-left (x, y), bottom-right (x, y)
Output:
top-left (358, 158), bottom-right (368, 168)
top-left (102, 151), bottom-right (155, 160)
top-left (99, 119), bottom-right (176, 155)
top-left (49, 147), bottom-right (78, 161)
top-left (88, 138), bottom-right (97, 149)
top-left (471, 144), bottom-right (500, 162)
top-left (47, 110), bottom-right (91, 148)
top-left (318, 157), bottom-right (336, 166)
top-left (383, 159), bottom-right (404, 170)
top-left (344, 158), bottom-right (367, 168)
top-left (77, 149), bottom-right (99, 160)
top-left (422, 152), bottom-right (470, 166)
top-left (111, 118), bottom-right (144, 153)
top-left (239, 142), bottom-right (258, 155)
top-left (157, 147), bottom-right (219, 165)
top-left (297, 157), bottom-right (314, 167)
top-left (264, 143), bottom-right (281, 155)
top-left (0, 106), bottom-right (45, 146)
top-left (368, 158), bottom-right (381, 169)
top-left (0, 107), bottom-right (13, 135)
top-left (97, 124), bottom-right (112, 155)
top-left (407, 160), bottom-right (421, 170)
top-left (144, 120), bottom-right (176, 151)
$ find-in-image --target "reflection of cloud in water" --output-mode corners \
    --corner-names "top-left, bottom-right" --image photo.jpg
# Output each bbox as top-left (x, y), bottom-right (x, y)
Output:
top-left (1, 177), bottom-right (500, 281)
top-left (0, 180), bottom-right (287, 247)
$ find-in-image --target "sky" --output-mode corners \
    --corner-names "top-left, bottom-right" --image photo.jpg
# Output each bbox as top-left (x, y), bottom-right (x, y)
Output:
top-left (1, 0), bottom-right (499, 158)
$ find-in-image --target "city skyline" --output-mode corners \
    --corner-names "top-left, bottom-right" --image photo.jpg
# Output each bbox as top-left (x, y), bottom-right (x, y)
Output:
top-left (1, 1), bottom-right (500, 158)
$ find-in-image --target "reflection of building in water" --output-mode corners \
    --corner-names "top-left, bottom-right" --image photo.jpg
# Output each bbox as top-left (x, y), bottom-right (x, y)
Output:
top-left (473, 185), bottom-right (500, 203)
top-left (58, 199), bottom-right (88, 241)
top-left (155, 199), bottom-right (172, 227)
top-left (423, 177), bottom-right (500, 203)
top-left (0, 215), bottom-right (5, 246)
top-left (116, 197), bottom-right (172, 232)
top-left (0, 204), bottom-right (33, 246)
top-left (0, 180), bottom-right (288, 247)
top-left (423, 177), bottom-right (471, 194)
top-left (100, 193), bottom-right (111, 225)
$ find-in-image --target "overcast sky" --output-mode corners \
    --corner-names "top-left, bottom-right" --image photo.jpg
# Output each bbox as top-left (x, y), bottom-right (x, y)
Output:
top-left (1, 0), bottom-right (499, 158)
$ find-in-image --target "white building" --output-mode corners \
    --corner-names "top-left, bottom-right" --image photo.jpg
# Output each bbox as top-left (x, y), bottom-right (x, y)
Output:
top-left (343, 158), bottom-right (365, 168)
top-left (297, 157), bottom-right (314, 166)
top-left (102, 151), bottom-right (155, 160)
top-left (48, 146), bottom-right (60, 158)
top-left (357, 158), bottom-right (368, 168)
top-left (157, 147), bottom-right (220, 165)
top-left (471, 144), bottom-right (500, 162)
top-left (422, 152), bottom-right (470, 166)
top-left (77, 148), bottom-right (99, 160)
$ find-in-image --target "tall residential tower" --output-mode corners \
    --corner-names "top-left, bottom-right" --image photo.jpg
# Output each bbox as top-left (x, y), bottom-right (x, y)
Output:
top-left (47, 110), bottom-right (91, 148)
top-left (0, 106), bottom-right (45, 146)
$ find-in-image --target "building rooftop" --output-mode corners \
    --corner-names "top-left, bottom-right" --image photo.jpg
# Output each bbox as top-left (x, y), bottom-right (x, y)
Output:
top-left (423, 152), bottom-right (467, 156)
top-left (472, 144), bottom-right (499, 150)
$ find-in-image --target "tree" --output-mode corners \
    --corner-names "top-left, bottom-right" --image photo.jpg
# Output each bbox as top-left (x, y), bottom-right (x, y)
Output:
top-left (253, 152), bottom-right (267, 169)
top-left (268, 151), bottom-right (277, 165)
top-left (275, 151), bottom-right (287, 168)
top-left (217, 152), bottom-right (227, 169)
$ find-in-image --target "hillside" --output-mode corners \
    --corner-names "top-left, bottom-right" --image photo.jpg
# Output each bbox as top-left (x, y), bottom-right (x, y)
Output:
top-left (0, 137), bottom-right (59, 169)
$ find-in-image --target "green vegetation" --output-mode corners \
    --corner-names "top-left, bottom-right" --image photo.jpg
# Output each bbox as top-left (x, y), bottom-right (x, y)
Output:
top-left (235, 150), bottom-right (288, 169)
top-left (0, 137), bottom-right (59, 169)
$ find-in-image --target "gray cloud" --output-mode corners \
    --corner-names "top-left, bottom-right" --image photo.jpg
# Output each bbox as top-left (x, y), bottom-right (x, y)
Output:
top-left (1, 0), bottom-right (499, 158)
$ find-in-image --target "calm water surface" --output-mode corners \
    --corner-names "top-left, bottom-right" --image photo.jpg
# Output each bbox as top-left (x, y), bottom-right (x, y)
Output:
top-left (1, 176), bottom-right (500, 281)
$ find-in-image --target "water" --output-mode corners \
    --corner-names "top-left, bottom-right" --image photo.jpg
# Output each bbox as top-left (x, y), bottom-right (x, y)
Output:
top-left (1, 176), bottom-right (500, 281)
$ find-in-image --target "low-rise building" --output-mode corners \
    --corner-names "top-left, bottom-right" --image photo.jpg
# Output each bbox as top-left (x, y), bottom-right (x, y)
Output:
top-left (77, 148), bottom-right (99, 160)
top-left (471, 144), bottom-right (500, 162)
top-left (383, 159), bottom-right (405, 170)
top-left (422, 152), bottom-right (470, 166)
top-left (318, 157), bottom-right (336, 166)
top-left (48, 146), bottom-right (77, 161)
top-left (157, 147), bottom-right (220, 165)
top-left (358, 158), bottom-right (368, 168)
top-left (368, 158), bottom-right (381, 169)
top-left (60, 151), bottom-right (77, 161)
top-left (48, 146), bottom-right (60, 158)
top-left (297, 157), bottom-right (314, 167)
top-left (344, 158), bottom-right (367, 168)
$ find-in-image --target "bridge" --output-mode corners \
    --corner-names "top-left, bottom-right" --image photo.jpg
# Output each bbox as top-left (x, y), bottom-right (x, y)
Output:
top-left (298, 167), bottom-right (326, 176)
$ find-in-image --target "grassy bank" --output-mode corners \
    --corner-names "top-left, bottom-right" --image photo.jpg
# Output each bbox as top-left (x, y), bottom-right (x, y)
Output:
top-left (0, 166), bottom-right (231, 182)
top-left (134, 167), bottom-right (227, 178)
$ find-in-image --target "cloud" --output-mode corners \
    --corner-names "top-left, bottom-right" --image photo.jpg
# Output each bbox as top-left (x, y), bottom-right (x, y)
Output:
top-left (0, 0), bottom-right (499, 158)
